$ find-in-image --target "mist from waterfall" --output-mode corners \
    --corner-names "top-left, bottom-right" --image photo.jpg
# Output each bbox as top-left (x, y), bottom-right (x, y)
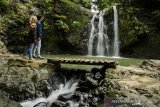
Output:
top-left (113, 6), bottom-right (120, 57)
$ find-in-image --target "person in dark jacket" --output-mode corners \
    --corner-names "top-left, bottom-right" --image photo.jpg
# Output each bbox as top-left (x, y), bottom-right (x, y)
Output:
top-left (33, 15), bottom-right (45, 59)
top-left (23, 15), bottom-right (37, 60)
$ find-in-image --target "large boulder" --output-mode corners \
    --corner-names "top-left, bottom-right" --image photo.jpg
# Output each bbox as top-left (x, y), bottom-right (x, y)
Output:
top-left (0, 55), bottom-right (55, 102)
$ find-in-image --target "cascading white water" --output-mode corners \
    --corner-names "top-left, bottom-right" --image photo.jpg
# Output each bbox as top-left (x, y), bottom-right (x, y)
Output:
top-left (88, 0), bottom-right (98, 56)
top-left (88, 0), bottom-right (110, 56)
top-left (20, 80), bottom-right (78, 107)
top-left (97, 11), bottom-right (105, 56)
top-left (47, 80), bottom-right (78, 107)
top-left (113, 6), bottom-right (120, 57)
top-left (88, 1), bottom-right (120, 57)
top-left (88, 13), bottom-right (97, 56)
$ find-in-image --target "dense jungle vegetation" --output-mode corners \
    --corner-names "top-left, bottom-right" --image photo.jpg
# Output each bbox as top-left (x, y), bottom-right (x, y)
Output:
top-left (0, 0), bottom-right (160, 58)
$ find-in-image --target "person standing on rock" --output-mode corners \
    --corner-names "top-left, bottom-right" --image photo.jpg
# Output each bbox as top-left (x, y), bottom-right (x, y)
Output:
top-left (23, 15), bottom-right (37, 60)
top-left (33, 15), bottom-right (45, 59)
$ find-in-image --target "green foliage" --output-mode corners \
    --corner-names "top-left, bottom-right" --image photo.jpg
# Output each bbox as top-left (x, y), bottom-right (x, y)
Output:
top-left (61, 0), bottom-right (76, 8)
top-left (31, 0), bottom-right (90, 53)
top-left (71, 21), bottom-right (81, 28)
top-left (53, 14), bottom-right (67, 20)
top-left (73, 0), bottom-right (80, 3)
top-left (119, 7), bottom-right (150, 47)
top-left (55, 0), bottom-right (90, 32)
top-left (97, 0), bottom-right (111, 9)
top-left (55, 20), bottom-right (69, 32)
top-left (81, 0), bottom-right (91, 8)
top-left (0, 0), bottom-right (10, 13)
top-left (96, 0), bottom-right (120, 10)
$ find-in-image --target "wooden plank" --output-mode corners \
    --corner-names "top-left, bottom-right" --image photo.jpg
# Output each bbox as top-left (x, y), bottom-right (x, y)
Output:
top-left (47, 58), bottom-right (117, 66)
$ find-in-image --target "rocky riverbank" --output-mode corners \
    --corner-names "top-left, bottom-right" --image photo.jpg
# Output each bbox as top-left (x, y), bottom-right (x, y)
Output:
top-left (0, 54), bottom-right (55, 106)
top-left (105, 60), bottom-right (160, 107)
top-left (0, 54), bottom-right (159, 107)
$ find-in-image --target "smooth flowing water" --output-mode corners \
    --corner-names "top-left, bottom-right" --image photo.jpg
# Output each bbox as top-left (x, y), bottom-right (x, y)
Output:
top-left (113, 6), bottom-right (120, 57)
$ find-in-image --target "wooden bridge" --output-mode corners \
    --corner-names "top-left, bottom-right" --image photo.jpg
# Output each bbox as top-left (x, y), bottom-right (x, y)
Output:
top-left (47, 58), bottom-right (118, 69)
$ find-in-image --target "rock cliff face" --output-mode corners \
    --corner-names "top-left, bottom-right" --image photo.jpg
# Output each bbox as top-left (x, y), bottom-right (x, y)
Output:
top-left (0, 54), bottom-right (55, 103)
top-left (0, 38), bottom-right (7, 54)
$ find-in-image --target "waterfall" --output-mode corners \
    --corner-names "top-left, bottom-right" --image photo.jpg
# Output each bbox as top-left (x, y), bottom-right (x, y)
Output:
top-left (113, 6), bottom-right (120, 57)
top-left (88, 0), bottom-right (98, 56)
top-left (88, 0), bottom-right (109, 56)
top-left (88, 1), bottom-right (120, 57)
top-left (88, 13), bottom-right (97, 56)
top-left (97, 11), bottom-right (105, 56)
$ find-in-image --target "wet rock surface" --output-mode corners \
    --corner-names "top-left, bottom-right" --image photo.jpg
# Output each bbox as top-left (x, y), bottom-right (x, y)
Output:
top-left (45, 64), bottom-right (115, 107)
top-left (0, 54), bottom-right (160, 107)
